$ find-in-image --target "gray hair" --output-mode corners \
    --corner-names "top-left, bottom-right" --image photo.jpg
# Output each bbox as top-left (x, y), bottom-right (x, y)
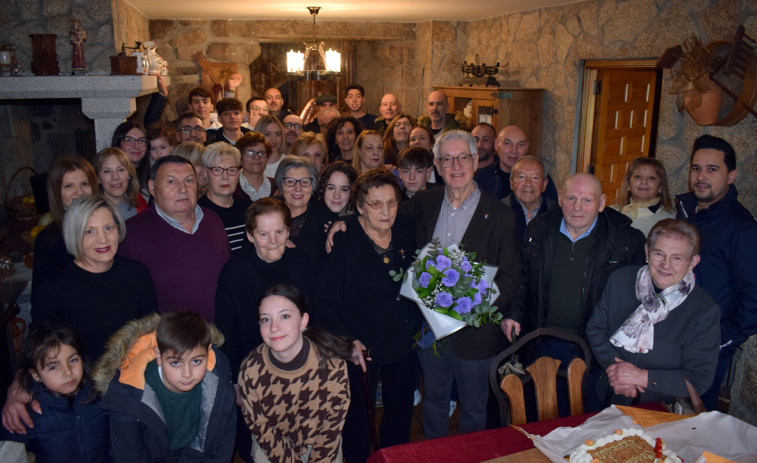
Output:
top-left (62, 195), bottom-right (126, 261)
top-left (202, 142), bottom-right (241, 167)
top-left (433, 130), bottom-right (477, 160)
top-left (274, 155), bottom-right (318, 192)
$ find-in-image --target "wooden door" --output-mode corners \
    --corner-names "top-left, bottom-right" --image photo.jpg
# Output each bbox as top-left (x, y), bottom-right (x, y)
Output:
top-left (581, 64), bottom-right (661, 204)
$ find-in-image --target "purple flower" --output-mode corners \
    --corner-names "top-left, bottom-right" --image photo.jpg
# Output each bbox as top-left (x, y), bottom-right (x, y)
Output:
top-left (435, 255), bottom-right (452, 271)
top-left (435, 292), bottom-right (453, 308)
top-left (461, 259), bottom-right (473, 272)
top-left (441, 269), bottom-right (460, 287)
top-left (473, 291), bottom-right (482, 305)
top-left (477, 279), bottom-right (489, 293)
top-left (419, 272), bottom-right (432, 288)
top-left (454, 296), bottom-right (473, 314)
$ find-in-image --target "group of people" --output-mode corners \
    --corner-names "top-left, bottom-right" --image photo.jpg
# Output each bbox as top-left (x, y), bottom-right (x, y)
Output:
top-left (0, 80), bottom-right (755, 463)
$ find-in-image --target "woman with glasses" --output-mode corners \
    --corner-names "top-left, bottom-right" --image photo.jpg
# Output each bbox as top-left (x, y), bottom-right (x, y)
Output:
top-left (586, 219), bottom-right (720, 407)
top-left (383, 114), bottom-right (416, 166)
top-left (215, 198), bottom-right (315, 461)
top-left (315, 169), bottom-right (420, 462)
top-left (197, 142), bottom-right (252, 254)
top-left (93, 147), bottom-right (147, 221)
top-left (235, 132), bottom-right (277, 202)
top-left (274, 156), bottom-right (318, 242)
top-left (255, 115), bottom-right (286, 178)
top-left (111, 121), bottom-right (150, 196)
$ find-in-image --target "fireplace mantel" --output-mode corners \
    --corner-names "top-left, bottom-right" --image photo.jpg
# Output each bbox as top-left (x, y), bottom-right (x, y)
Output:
top-left (0, 75), bottom-right (169, 151)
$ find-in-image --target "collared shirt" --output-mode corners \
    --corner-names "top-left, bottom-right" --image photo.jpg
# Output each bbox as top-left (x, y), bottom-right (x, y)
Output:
top-left (520, 198), bottom-right (542, 225)
top-left (433, 185), bottom-right (481, 248)
top-left (559, 216), bottom-right (598, 243)
top-left (239, 174), bottom-right (272, 201)
top-left (155, 203), bottom-right (204, 234)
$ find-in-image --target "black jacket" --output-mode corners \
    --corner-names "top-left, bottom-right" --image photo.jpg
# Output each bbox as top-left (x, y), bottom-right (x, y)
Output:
top-left (0, 381), bottom-right (109, 463)
top-left (401, 186), bottom-right (522, 359)
top-left (677, 185), bottom-right (757, 355)
top-left (505, 205), bottom-right (646, 335)
top-left (96, 315), bottom-right (236, 463)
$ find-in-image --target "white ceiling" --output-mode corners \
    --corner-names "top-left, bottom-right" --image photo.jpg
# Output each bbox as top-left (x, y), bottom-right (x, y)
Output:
top-left (125, 0), bottom-right (579, 22)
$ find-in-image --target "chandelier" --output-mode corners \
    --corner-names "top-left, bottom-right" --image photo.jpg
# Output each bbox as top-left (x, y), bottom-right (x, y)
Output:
top-left (287, 6), bottom-right (341, 79)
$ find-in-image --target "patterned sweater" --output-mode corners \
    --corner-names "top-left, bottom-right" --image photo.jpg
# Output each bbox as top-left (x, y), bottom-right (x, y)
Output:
top-left (238, 343), bottom-right (350, 463)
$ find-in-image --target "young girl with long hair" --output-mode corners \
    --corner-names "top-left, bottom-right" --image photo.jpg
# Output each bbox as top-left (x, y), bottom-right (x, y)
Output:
top-left (0, 325), bottom-right (109, 462)
top-left (237, 284), bottom-right (353, 463)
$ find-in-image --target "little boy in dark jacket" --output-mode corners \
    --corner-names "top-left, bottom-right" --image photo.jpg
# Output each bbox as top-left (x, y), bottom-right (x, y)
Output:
top-left (94, 312), bottom-right (235, 463)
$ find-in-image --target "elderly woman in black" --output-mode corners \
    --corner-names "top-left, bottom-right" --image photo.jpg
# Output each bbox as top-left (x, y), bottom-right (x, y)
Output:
top-left (215, 197), bottom-right (315, 462)
top-left (315, 168), bottom-right (421, 462)
top-left (586, 219), bottom-right (720, 406)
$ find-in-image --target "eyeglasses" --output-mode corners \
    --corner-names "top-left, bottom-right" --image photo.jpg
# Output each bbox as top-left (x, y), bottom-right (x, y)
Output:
top-left (209, 166), bottom-right (240, 176)
top-left (244, 150), bottom-right (267, 158)
top-left (123, 136), bottom-right (148, 146)
top-left (180, 126), bottom-right (205, 135)
top-left (437, 154), bottom-right (474, 168)
top-left (648, 250), bottom-right (691, 268)
top-left (251, 106), bottom-right (268, 112)
top-left (284, 123), bottom-right (304, 130)
top-left (395, 121), bottom-right (413, 128)
top-left (363, 199), bottom-right (399, 210)
top-left (282, 177), bottom-right (313, 188)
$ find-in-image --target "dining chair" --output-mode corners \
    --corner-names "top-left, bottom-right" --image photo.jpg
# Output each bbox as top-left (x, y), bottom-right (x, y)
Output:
top-left (488, 327), bottom-right (592, 426)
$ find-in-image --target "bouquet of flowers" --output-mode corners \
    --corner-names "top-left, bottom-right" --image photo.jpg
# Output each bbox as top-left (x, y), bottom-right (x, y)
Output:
top-left (399, 239), bottom-right (500, 349)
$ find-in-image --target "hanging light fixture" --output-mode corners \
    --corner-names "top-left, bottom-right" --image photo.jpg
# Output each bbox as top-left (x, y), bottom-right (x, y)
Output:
top-left (287, 6), bottom-right (341, 79)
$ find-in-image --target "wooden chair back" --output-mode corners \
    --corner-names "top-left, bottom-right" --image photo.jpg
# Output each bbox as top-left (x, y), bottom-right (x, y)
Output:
top-left (488, 328), bottom-right (592, 426)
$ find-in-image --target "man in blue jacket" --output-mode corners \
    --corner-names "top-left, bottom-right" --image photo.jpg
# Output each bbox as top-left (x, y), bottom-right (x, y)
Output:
top-left (677, 134), bottom-right (757, 411)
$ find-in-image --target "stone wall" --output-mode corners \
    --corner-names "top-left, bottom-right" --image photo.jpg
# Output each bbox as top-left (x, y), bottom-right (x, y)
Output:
top-left (1, 0), bottom-right (117, 75)
top-left (462, 0), bottom-right (757, 216)
top-left (111, 0), bottom-right (150, 57)
top-left (148, 19), bottom-right (417, 118)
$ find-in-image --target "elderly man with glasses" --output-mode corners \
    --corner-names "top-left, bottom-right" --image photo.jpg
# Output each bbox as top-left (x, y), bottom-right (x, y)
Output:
top-left (401, 130), bottom-right (521, 438)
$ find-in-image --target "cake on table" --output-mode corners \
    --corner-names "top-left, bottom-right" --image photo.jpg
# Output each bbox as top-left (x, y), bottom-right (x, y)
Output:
top-left (568, 428), bottom-right (682, 463)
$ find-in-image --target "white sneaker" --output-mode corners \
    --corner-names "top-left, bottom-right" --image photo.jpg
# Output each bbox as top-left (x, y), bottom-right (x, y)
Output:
top-left (413, 389), bottom-right (422, 406)
top-left (449, 400), bottom-right (457, 417)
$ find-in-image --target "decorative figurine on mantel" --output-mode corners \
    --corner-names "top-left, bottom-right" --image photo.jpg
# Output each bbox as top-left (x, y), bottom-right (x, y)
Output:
top-left (69, 18), bottom-right (87, 75)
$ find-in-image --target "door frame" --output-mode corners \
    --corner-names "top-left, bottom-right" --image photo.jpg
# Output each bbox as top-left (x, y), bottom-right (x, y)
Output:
top-left (574, 59), bottom-right (662, 173)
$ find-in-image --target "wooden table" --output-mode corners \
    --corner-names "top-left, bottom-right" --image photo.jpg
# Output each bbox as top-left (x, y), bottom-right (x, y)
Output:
top-left (366, 403), bottom-right (667, 463)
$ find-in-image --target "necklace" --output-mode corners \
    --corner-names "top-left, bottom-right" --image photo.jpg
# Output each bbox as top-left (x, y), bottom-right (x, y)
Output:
top-left (369, 238), bottom-right (393, 264)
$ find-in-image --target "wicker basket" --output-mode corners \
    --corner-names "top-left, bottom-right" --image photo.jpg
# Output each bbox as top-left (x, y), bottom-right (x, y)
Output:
top-left (4, 166), bottom-right (39, 221)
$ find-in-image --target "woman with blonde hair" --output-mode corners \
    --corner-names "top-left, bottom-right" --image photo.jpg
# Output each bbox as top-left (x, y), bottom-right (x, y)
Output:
top-left (93, 147), bottom-right (147, 220)
top-left (291, 132), bottom-right (328, 174)
top-left (256, 115), bottom-right (286, 178)
top-left (612, 157), bottom-right (676, 236)
top-left (198, 142), bottom-right (251, 253)
top-left (352, 130), bottom-right (385, 174)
